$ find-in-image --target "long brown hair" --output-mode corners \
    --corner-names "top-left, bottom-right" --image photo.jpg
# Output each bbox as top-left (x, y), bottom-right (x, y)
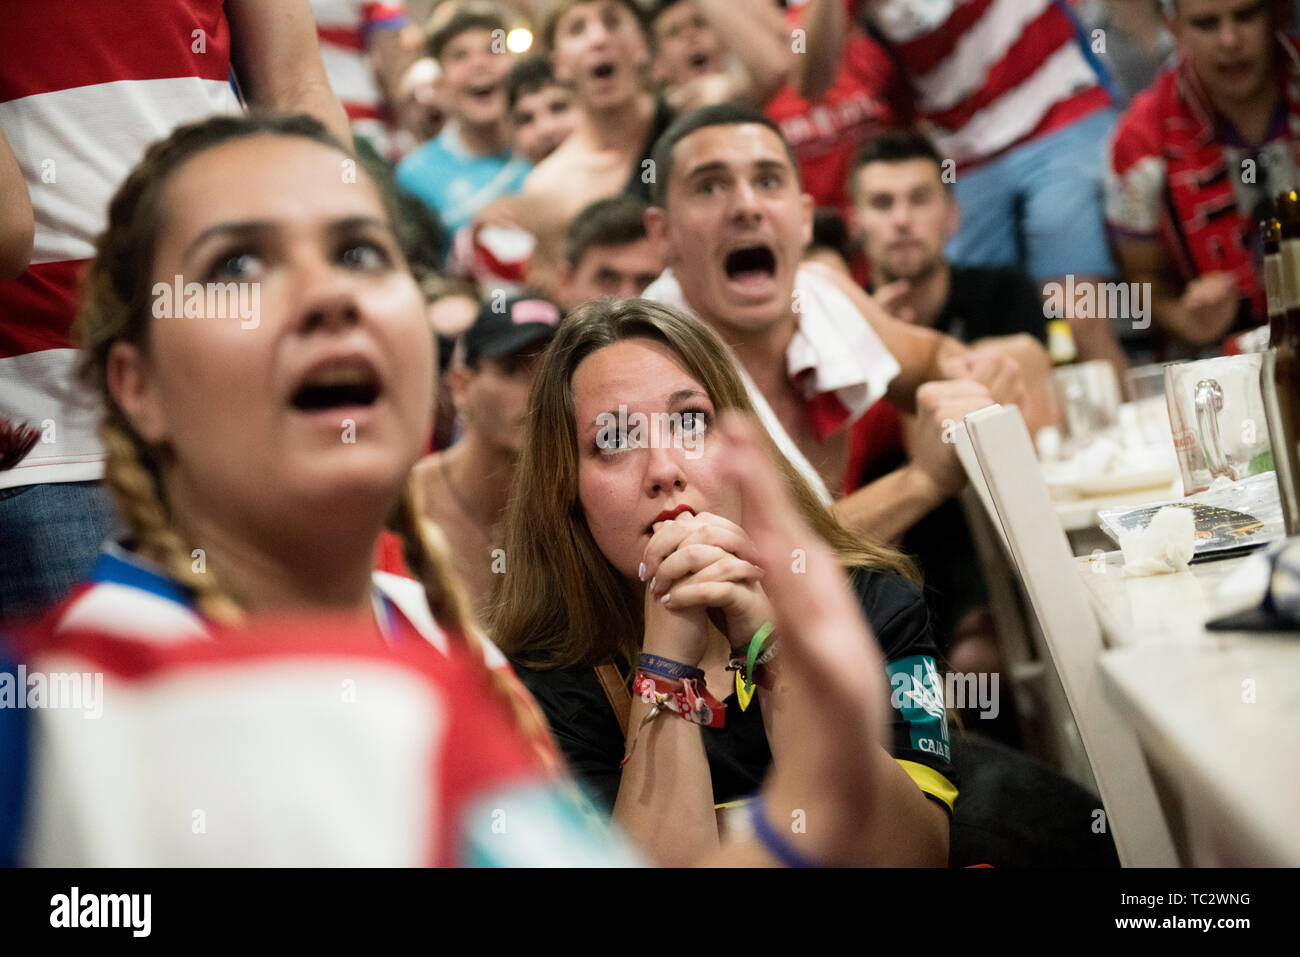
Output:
top-left (77, 111), bottom-right (556, 768)
top-left (490, 297), bottom-right (917, 670)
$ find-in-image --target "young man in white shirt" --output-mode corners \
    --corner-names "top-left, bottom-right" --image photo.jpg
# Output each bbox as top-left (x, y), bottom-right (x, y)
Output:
top-left (641, 104), bottom-right (1022, 541)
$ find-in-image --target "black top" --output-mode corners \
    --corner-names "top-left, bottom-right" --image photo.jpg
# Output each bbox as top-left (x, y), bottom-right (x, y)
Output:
top-left (623, 98), bottom-right (676, 202)
top-left (515, 566), bottom-right (959, 814)
top-left (931, 265), bottom-right (1047, 344)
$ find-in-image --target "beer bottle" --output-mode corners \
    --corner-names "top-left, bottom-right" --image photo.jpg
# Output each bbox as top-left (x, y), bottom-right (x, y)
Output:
top-left (1263, 215), bottom-right (1283, 346)
top-left (1266, 191), bottom-right (1300, 533)
top-left (1046, 319), bottom-right (1077, 365)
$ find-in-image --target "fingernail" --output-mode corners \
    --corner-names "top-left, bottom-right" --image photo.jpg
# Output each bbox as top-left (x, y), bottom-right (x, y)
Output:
top-left (660, 593), bottom-right (671, 604)
top-left (638, 562), bottom-right (645, 581)
top-left (649, 576), bottom-right (657, 591)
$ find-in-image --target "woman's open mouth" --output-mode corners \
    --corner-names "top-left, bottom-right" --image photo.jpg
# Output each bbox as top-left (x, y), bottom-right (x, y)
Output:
top-left (290, 358), bottom-right (382, 414)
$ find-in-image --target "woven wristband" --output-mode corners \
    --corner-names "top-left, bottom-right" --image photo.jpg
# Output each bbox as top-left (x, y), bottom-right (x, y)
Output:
top-left (638, 652), bottom-right (705, 682)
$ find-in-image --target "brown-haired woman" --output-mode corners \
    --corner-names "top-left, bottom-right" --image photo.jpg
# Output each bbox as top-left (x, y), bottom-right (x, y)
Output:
top-left (492, 297), bottom-right (958, 865)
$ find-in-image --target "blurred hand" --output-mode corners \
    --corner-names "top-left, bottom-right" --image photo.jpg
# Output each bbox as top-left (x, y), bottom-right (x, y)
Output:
top-left (1178, 272), bottom-right (1240, 346)
top-left (905, 379), bottom-right (995, 500)
top-left (710, 411), bottom-right (886, 862)
top-left (872, 280), bottom-right (917, 324)
top-left (950, 346), bottom-right (1026, 409)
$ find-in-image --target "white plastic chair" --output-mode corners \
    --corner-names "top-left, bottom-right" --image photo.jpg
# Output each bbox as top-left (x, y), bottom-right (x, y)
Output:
top-left (959, 404), bottom-right (1179, 867)
top-left (953, 419), bottom-right (1092, 785)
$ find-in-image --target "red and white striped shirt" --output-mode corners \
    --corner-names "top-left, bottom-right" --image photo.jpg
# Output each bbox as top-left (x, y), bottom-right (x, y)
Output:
top-left (312, 0), bottom-right (407, 158)
top-left (0, 0), bottom-right (242, 489)
top-left (4, 542), bottom-right (588, 866)
top-left (864, 0), bottom-right (1110, 167)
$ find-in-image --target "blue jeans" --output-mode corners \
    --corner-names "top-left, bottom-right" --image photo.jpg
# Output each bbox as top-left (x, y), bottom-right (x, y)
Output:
top-left (0, 481), bottom-right (119, 625)
top-left (948, 108), bottom-right (1120, 282)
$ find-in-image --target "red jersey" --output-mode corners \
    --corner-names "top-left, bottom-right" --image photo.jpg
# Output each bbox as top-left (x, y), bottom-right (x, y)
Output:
top-left (0, 0), bottom-right (241, 488)
top-left (1106, 36), bottom-right (1300, 323)
top-left (767, 16), bottom-right (912, 218)
top-left (863, 0), bottom-right (1110, 168)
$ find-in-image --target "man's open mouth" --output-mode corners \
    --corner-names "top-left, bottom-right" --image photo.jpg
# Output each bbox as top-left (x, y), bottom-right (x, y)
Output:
top-left (291, 361), bottom-right (381, 412)
top-left (468, 81), bottom-right (499, 100)
top-left (688, 51), bottom-right (711, 71)
top-left (590, 61), bottom-right (616, 81)
top-left (724, 245), bottom-right (777, 285)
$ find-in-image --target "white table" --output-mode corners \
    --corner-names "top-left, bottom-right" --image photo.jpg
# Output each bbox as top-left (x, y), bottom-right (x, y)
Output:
top-left (1076, 550), bottom-right (1300, 865)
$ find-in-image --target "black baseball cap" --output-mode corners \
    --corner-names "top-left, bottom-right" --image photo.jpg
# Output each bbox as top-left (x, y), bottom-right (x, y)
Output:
top-left (463, 294), bottom-right (563, 365)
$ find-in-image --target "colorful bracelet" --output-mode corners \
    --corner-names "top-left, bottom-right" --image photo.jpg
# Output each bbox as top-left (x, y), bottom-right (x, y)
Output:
top-left (631, 673), bottom-right (726, 728)
top-left (749, 796), bottom-right (821, 868)
top-left (619, 671), bottom-right (726, 768)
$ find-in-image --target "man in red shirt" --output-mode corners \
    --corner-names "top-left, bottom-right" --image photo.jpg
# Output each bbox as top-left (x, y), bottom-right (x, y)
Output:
top-left (1107, 0), bottom-right (1295, 357)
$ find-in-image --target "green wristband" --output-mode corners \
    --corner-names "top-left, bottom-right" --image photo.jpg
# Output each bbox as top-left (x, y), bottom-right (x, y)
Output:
top-left (744, 621), bottom-right (774, 696)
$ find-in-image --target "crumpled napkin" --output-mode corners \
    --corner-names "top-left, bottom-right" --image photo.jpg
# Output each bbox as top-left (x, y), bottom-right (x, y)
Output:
top-left (1119, 505), bottom-right (1195, 576)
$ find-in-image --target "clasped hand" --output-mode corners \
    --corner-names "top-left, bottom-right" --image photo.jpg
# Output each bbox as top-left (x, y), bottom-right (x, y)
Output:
top-left (640, 511), bottom-right (773, 665)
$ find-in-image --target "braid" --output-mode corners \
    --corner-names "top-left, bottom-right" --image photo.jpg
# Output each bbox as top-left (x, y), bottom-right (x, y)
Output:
top-left (394, 480), bottom-right (560, 772)
top-left (394, 478), bottom-right (476, 635)
top-left (74, 115), bottom-right (352, 625)
top-left (99, 415), bottom-right (243, 625)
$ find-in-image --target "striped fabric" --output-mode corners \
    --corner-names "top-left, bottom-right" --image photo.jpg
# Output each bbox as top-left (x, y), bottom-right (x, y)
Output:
top-left (51, 541), bottom-right (508, 666)
top-left (865, 0), bottom-right (1109, 166)
top-left (1106, 35), bottom-right (1300, 324)
top-left (0, 0), bottom-right (242, 489)
top-left (0, 542), bottom-right (622, 866)
top-left (311, 0), bottom-right (407, 156)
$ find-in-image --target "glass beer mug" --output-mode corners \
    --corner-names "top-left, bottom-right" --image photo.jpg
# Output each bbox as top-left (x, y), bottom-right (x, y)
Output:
top-left (1164, 355), bottom-right (1273, 494)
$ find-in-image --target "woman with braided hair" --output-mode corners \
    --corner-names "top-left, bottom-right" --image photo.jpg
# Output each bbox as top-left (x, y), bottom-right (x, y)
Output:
top-left (65, 112), bottom-right (552, 751)
top-left (3, 112), bottom-right (583, 866)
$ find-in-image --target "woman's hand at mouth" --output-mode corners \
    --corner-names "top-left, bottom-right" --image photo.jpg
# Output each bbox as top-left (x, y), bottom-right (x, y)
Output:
top-left (643, 511), bottom-right (774, 650)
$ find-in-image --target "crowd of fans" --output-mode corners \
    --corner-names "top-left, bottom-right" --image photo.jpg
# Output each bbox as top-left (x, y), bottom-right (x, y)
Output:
top-left (0, 0), bottom-right (1291, 867)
